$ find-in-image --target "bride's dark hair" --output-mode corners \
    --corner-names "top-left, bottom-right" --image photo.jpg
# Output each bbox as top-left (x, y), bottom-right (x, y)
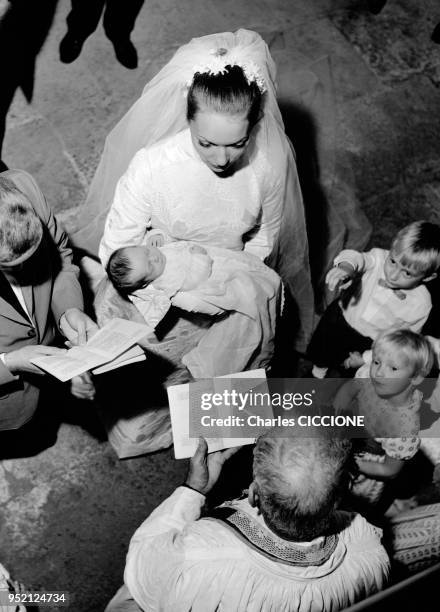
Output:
top-left (187, 65), bottom-right (262, 126)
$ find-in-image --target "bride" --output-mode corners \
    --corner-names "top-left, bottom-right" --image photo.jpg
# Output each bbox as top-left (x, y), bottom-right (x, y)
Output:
top-left (73, 29), bottom-right (366, 455)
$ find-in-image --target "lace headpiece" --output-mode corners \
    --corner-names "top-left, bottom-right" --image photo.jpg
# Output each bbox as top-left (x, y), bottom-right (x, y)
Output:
top-left (188, 47), bottom-right (267, 93)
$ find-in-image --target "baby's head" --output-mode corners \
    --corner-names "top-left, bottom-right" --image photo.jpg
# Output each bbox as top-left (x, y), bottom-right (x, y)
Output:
top-left (384, 221), bottom-right (440, 290)
top-left (370, 329), bottom-right (434, 398)
top-left (107, 245), bottom-right (166, 294)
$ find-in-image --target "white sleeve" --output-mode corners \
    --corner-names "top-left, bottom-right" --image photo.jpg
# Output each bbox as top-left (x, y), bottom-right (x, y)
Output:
top-left (0, 353), bottom-right (19, 382)
top-left (124, 486), bottom-right (205, 609)
top-left (333, 250), bottom-right (371, 273)
top-left (243, 170), bottom-right (284, 260)
top-left (99, 149), bottom-right (154, 266)
top-left (407, 295), bottom-right (432, 333)
top-left (340, 513), bottom-right (390, 597)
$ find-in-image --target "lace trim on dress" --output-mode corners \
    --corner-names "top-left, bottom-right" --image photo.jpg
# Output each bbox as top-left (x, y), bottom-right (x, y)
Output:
top-left (203, 506), bottom-right (338, 567)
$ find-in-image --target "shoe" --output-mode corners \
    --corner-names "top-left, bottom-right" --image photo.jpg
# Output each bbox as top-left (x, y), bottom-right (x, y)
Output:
top-left (432, 23), bottom-right (440, 44)
top-left (367, 0), bottom-right (387, 14)
top-left (59, 32), bottom-right (85, 63)
top-left (112, 38), bottom-right (138, 69)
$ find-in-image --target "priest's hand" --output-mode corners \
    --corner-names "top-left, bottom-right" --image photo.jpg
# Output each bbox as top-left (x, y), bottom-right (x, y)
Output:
top-left (185, 438), bottom-right (239, 496)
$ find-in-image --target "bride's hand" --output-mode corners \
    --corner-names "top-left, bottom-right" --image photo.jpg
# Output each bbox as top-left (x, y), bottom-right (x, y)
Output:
top-left (172, 291), bottom-right (224, 316)
top-left (189, 245), bottom-right (207, 255)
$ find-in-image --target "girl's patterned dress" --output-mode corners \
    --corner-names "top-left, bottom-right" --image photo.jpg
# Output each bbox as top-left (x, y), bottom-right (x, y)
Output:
top-left (351, 365), bottom-right (421, 506)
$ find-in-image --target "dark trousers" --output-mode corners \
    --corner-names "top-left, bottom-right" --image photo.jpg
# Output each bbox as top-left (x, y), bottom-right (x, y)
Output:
top-left (307, 299), bottom-right (373, 369)
top-left (66, 0), bottom-right (144, 42)
top-left (0, 379), bottom-right (64, 459)
top-left (0, 379), bottom-right (104, 460)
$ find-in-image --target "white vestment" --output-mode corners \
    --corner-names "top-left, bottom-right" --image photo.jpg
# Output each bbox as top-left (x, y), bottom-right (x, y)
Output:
top-left (106, 487), bottom-right (389, 612)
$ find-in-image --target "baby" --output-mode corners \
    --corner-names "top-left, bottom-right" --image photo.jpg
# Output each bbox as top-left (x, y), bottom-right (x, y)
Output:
top-left (106, 242), bottom-right (213, 298)
top-left (308, 221), bottom-right (440, 378)
top-left (335, 329), bottom-right (434, 509)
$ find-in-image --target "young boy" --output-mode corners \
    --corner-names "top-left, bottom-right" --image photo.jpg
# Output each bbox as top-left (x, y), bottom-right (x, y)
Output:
top-left (106, 242), bottom-right (213, 298)
top-left (308, 221), bottom-right (440, 378)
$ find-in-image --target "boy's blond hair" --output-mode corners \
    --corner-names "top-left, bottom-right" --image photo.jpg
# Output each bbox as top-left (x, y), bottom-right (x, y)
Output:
top-left (391, 221), bottom-right (440, 277)
top-left (373, 329), bottom-right (434, 377)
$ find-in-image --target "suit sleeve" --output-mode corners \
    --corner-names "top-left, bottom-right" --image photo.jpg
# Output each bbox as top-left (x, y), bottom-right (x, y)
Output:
top-left (7, 170), bottom-right (84, 323)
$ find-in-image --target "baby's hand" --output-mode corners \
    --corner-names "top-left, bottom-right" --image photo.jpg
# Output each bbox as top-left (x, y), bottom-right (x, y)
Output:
top-left (326, 266), bottom-right (354, 292)
top-left (344, 351), bottom-right (365, 370)
top-left (146, 230), bottom-right (165, 248)
top-left (189, 245), bottom-right (208, 255)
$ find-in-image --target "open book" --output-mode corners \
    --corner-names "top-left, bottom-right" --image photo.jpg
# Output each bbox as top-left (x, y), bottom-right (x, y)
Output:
top-left (167, 368), bottom-right (267, 459)
top-left (31, 318), bottom-right (152, 381)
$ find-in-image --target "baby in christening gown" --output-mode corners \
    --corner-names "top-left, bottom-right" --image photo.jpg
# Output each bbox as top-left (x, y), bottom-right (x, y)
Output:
top-left (106, 239), bottom-right (280, 377)
top-left (107, 242), bottom-right (213, 298)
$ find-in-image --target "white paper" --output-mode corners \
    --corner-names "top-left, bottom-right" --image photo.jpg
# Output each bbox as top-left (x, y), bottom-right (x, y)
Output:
top-left (31, 318), bottom-right (152, 381)
top-left (92, 345), bottom-right (146, 375)
top-left (85, 318), bottom-right (151, 358)
top-left (167, 368), bottom-right (266, 459)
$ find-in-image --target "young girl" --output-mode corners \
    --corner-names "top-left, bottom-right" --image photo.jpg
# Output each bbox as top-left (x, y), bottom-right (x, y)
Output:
top-left (335, 329), bottom-right (434, 511)
top-left (418, 335), bottom-right (440, 481)
top-left (346, 333), bottom-right (440, 484)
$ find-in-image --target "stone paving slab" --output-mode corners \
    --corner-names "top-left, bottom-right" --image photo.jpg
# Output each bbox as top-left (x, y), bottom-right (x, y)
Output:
top-left (331, 0), bottom-right (440, 85)
top-left (4, 116), bottom-right (88, 219)
top-left (0, 422), bottom-right (187, 611)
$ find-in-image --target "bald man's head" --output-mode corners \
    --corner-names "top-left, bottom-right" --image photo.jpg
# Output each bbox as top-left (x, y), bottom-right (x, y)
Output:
top-left (252, 432), bottom-right (352, 541)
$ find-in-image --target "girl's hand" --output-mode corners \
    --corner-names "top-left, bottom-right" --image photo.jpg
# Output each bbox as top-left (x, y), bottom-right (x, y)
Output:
top-left (344, 352), bottom-right (365, 369)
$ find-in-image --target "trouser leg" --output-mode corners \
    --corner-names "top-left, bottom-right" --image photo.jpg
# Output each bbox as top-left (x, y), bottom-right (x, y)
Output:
top-left (307, 300), bottom-right (372, 370)
top-left (102, 0), bottom-right (144, 41)
top-left (0, 380), bottom-right (64, 459)
top-left (65, 0), bottom-right (106, 40)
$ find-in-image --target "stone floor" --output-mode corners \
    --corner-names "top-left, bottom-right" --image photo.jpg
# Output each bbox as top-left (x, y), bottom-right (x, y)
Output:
top-left (1, 0), bottom-right (440, 610)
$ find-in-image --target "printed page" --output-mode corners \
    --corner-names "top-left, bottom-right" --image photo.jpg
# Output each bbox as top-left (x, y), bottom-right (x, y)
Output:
top-left (92, 345), bottom-right (146, 375)
top-left (31, 347), bottom-right (105, 382)
top-left (168, 369), bottom-right (265, 459)
top-left (85, 318), bottom-right (152, 359)
top-left (31, 318), bottom-right (152, 381)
